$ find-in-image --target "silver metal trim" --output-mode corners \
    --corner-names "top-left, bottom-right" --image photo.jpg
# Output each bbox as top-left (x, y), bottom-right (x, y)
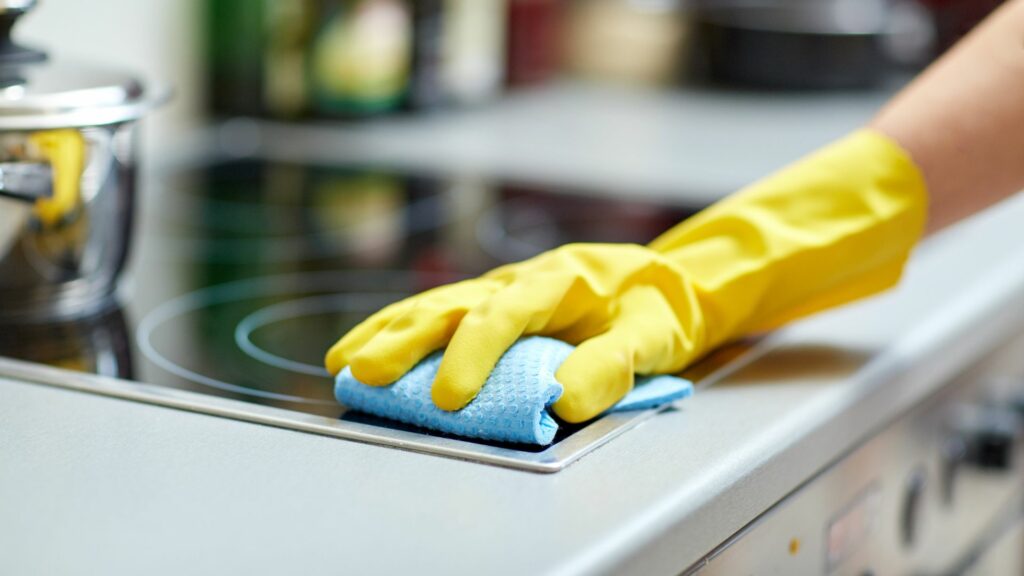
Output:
top-left (0, 83), bottom-right (173, 130)
top-left (0, 355), bottom-right (677, 473)
top-left (0, 160), bottom-right (50, 201)
top-left (0, 0), bottom-right (36, 14)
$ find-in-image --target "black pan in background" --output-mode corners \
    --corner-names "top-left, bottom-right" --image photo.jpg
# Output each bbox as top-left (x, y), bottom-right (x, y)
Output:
top-left (690, 0), bottom-right (892, 90)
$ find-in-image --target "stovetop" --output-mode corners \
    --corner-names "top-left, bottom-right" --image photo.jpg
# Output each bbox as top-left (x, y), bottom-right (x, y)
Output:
top-left (0, 158), bottom-right (702, 470)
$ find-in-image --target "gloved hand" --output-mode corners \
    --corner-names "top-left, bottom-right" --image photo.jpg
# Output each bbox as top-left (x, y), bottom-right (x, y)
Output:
top-left (326, 129), bottom-right (928, 423)
top-left (328, 243), bottom-right (706, 421)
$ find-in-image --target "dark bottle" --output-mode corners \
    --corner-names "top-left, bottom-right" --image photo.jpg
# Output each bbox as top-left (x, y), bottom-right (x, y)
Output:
top-left (408, 0), bottom-right (447, 110)
top-left (206, 0), bottom-right (267, 116)
top-left (506, 0), bottom-right (561, 87)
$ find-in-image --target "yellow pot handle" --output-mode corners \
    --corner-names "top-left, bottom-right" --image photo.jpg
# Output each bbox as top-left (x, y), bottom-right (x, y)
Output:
top-left (30, 129), bottom-right (86, 227)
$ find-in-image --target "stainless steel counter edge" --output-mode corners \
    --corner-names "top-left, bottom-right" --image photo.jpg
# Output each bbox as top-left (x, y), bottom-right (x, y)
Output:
top-left (0, 354), bottom-right (678, 473)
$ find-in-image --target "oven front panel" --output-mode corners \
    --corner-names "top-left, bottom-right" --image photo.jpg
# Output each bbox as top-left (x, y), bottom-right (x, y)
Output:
top-left (685, 330), bottom-right (1024, 575)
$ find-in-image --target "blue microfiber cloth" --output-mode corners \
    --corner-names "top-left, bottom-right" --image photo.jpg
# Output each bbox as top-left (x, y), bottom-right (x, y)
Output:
top-left (334, 336), bottom-right (693, 445)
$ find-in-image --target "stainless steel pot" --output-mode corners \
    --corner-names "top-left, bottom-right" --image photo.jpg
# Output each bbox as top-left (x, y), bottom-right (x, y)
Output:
top-left (0, 0), bottom-right (167, 322)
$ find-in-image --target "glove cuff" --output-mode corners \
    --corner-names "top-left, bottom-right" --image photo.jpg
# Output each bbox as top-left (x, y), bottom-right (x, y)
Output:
top-left (648, 128), bottom-right (929, 346)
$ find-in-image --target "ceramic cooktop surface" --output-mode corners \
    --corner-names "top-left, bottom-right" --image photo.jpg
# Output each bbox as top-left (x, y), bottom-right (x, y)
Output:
top-left (0, 159), bottom-right (701, 461)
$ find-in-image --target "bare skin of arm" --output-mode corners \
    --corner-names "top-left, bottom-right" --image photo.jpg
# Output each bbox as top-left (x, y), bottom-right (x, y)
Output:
top-left (870, 0), bottom-right (1024, 233)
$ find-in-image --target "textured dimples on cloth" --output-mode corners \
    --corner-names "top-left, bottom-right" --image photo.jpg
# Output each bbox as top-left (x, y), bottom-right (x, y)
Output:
top-left (334, 336), bottom-right (693, 445)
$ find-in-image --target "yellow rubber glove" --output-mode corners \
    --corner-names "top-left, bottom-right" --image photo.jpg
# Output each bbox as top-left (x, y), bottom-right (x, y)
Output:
top-left (325, 129), bottom-right (927, 422)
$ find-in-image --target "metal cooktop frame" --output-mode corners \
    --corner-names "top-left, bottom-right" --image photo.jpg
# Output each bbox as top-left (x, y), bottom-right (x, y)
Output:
top-left (0, 142), bottom-right (711, 474)
top-left (0, 355), bottom-right (683, 473)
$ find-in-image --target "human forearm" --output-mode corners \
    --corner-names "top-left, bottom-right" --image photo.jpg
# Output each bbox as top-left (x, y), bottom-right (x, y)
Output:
top-left (871, 0), bottom-right (1024, 232)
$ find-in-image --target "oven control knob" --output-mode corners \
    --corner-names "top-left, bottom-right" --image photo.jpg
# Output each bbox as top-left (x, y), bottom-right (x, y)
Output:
top-left (962, 406), bottom-right (1020, 471)
top-left (940, 436), bottom-right (966, 505)
top-left (901, 468), bottom-right (927, 547)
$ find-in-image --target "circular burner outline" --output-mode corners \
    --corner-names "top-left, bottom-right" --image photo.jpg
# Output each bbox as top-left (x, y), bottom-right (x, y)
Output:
top-left (235, 293), bottom-right (387, 377)
top-left (136, 270), bottom-right (422, 405)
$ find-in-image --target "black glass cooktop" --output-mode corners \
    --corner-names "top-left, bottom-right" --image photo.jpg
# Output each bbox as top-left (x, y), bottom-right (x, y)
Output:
top-left (0, 159), bottom-right (700, 447)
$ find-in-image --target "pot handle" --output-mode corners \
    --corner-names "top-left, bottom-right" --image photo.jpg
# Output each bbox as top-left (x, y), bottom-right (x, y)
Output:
top-left (0, 0), bottom-right (47, 64)
top-left (0, 161), bottom-right (52, 202)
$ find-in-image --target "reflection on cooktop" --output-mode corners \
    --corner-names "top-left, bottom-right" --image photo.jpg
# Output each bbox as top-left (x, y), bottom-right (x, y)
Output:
top-left (1, 159), bottom-right (700, 447)
top-left (136, 270), bottom-right (419, 409)
top-left (0, 303), bottom-right (133, 379)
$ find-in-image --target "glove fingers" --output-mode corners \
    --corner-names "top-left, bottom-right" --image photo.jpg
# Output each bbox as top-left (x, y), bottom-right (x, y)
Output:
top-left (335, 278), bottom-right (499, 377)
top-left (348, 305), bottom-right (465, 386)
top-left (617, 285), bottom-right (690, 374)
top-left (553, 286), bottom-right (682, 423)
top-left (325, 279), bottom-right (501, 377)
top-left (431, 277), bottom-right (574, 411)
top-left (324, 299), bottom-right (410, 375)
top-left (552, 329), bottom-right (637, 423)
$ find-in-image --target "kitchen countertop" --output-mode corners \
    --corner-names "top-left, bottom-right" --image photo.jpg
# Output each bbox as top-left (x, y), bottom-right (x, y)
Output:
top-left (4, 193), bottom-right (1024, 575)
top-left (5, 84), bottom-right (1024, 575)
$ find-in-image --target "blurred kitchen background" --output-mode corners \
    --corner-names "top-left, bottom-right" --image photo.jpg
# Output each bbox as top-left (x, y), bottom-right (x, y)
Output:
top-left (18, 0), bottom-right (999, 168)
top-left (16, 0), bottom-right (1007, 201)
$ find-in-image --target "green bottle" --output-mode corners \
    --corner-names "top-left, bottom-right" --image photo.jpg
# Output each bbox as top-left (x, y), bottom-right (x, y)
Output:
top-left (309, 0), bottom-right (413, 117)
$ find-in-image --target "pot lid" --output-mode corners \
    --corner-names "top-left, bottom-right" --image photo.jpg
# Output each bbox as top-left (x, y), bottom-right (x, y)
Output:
top-left (0, 0), bottom-right (169, 130)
